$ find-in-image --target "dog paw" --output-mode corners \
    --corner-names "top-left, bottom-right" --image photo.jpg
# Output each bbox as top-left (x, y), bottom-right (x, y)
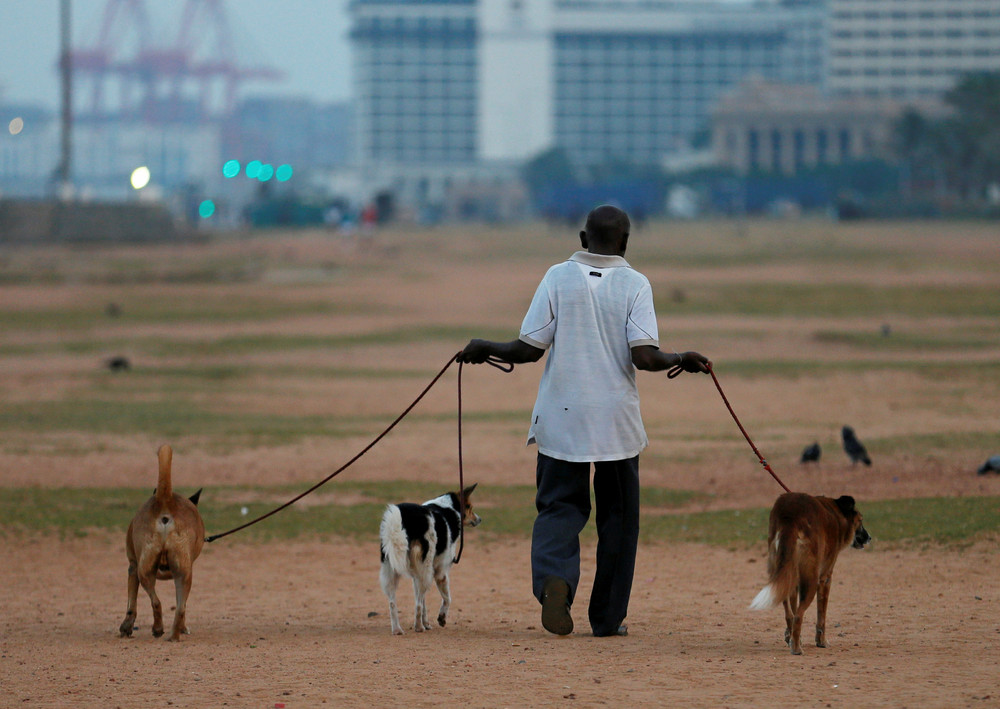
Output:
top-left (392, 628), bottom-right (404, 636)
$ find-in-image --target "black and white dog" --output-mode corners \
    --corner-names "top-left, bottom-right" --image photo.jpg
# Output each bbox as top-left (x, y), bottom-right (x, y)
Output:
top-left (379, 484), bottom-right (480, 635)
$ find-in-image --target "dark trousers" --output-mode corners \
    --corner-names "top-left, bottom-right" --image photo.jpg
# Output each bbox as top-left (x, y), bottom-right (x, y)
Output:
top-left (531, 452), bottom-right (640, 636)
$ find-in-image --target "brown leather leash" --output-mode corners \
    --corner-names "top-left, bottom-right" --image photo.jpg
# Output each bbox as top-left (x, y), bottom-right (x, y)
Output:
top-left (669, 360), bottom-right (792, 493)
top-left (205, 352), bottom-right (513, 545)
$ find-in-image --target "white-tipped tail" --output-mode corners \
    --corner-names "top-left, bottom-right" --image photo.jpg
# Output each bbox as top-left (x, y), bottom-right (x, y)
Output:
top-left (749, 584), bottom-right (777, 611)
top-left (379, 505), bottom-right (410, 576)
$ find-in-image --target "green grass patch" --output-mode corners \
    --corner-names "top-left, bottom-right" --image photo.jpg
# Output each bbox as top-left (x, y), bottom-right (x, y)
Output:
top-left (656, 283), bottom-right (1000, 318)
top-left (814, 330), bottom-right (1000, 351)
top-left (874, 431), bottom-right (1000, 457)
top-left (705, 359), bottom-right (1000, 383)
top-left (1, 484), bottom-right (995, 549)
top-left (0, 400), bottom-right (373, 445)
top-left (0, 399), bottom-right (532, 446)
top-left (0, 295), bottom-right (380, 334)
top-left (865, 497), bottom-right (1000, 546)
top-left (3, 325), bottom-right (514, 358)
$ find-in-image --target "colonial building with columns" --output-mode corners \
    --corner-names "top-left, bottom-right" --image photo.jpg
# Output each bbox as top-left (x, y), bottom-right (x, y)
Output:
top-left (711, 79), bottom-right (904, 175)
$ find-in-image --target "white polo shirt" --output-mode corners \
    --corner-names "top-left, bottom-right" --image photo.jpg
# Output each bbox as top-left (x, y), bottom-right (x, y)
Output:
top-left (519, 251), bottom-right (660, 463)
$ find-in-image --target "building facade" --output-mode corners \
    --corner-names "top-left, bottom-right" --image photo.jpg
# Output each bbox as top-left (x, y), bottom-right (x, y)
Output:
top-left (548, 0), bottom-right (826, 168)
top-left (712, 79), bottom-right (901, 175)
top-left (828, 0), bottom-right (1000, 97)
top-left (349, 0), bottom-right (827, 202)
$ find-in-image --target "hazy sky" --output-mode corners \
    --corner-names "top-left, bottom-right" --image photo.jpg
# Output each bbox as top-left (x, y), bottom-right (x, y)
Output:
top-left (0, 0), bottom-right (352, 110)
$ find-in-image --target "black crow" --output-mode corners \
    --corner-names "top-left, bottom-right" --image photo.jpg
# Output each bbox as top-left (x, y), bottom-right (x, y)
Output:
top-left (800, 442), bottom-right (821, 464)
top-left (841, 426), bottom-right (871, 466)
top-left (105, 356), bottom-right (131, 372)
top-left (977, 455), bottom-right (1000, 475)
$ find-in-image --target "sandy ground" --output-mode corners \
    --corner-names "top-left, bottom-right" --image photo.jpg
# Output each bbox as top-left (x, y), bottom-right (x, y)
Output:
top-left (2, 534), bottom-right (998, 709)
top-left (2, 222), bottom-right (1000, 707)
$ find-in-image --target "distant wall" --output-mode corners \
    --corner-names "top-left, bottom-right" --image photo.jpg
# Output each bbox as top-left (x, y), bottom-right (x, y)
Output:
top-left (0, 200), bottom-right (194, 244)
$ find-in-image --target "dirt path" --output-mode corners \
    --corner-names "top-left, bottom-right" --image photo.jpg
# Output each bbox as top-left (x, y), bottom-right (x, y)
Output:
top-left (3, 223), bottom-right (999, 707)
top-left (2, 533), bottom-right (997, 708)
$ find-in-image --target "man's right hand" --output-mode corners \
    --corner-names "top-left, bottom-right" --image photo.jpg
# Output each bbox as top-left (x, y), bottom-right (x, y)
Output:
top-left (458, 338), bottom-right (544, 365)
top-left (458, 339), bottom-right (493, 364)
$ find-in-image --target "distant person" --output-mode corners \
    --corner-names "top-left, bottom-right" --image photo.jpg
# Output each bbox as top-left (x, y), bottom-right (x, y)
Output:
top-left (459, 205), bottom-right (710, 637)
top-left (361, 203), bottom-right (378, 240)
top-left (323, 205), bottom-right (342, 231)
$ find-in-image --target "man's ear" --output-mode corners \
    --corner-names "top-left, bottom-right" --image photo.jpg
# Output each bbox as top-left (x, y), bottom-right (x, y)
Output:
top-left (619, 232), bottom-right (629, 255)
top-left (579, 230), bottom-right (588, 250)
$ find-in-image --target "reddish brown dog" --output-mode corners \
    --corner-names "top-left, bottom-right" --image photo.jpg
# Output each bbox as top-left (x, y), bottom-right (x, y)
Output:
top-left (119, 445), bottom-right (205, 641)
top-left (750, 492), bottom-right (870, 655)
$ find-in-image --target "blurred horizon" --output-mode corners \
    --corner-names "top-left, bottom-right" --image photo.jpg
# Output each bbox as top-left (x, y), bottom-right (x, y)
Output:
top-left (0, 0), bottom-right (353, 110)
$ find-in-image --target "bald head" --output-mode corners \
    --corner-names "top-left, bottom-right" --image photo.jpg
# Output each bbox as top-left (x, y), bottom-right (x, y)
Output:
top-left (580, 205), bottom-right (630, 256)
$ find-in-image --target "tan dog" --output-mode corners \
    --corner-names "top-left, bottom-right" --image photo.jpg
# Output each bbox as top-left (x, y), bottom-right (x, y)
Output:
top-left (119, 445), bottom-right (205, 641)
top-left (749, 492), bottom-right (870, 655)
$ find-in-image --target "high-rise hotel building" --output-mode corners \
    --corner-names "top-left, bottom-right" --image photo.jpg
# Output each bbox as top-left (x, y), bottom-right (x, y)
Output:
top-left (828, 0), bottom-right (1000, 97)
top-left (350, 0), bottom-right (827, 195)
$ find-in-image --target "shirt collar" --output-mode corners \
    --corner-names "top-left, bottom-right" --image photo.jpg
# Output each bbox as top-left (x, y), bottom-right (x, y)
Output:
top-left (569, 251), bottom-right (631, 269)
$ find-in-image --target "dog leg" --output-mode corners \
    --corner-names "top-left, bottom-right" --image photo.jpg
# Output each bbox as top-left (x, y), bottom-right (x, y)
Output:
top-left (815, 575), bottom-right (832, 648)
top-left (136, 548), bottom-right (165, 637)
top-left (168, 569), bottom-right (193, 641)
top-left (782, 599), bottom-right (793, 648)
top-left (435, 572), bottom-right (451, 627)
top-left (138, 572), bottom-right (164, 637)
top-left (411, 576), bottom-right (427, 632)
top-left (420, 568), bottom-right (434, 630)
top-left (380, 561), bottom-right (404, 635)
top-left (119, 560), bottom-right (140, 637)
top-left (791, 583), bottom-right (819, 655)
top-left (786, 592), bottom-right (805, 655)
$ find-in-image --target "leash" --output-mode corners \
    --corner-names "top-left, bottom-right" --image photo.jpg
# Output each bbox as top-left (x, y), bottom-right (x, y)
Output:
top-left (455, 355), bottom-right (513, 563)
top-left (668, 360), bottom-right (792, 494)
top-left (205, 352), bottom-right (512, 544)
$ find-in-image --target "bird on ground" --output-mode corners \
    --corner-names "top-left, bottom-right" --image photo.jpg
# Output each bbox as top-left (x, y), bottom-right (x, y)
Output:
top-left (800, 442), bottom-right (821, 464)
top-left (841, 426), bottom-right (871, 466)
top-left (105, 356), bottom-right (131, 372)
top-left (977, 455), bottom-right (1000, 475)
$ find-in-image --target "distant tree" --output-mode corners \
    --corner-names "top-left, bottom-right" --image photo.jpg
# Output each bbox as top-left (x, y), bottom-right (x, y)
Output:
top-left (892, 108), bottom-right (941, 200)
top-left (522, 147), bottom-right (577, 195)
top-left (893, 71), bottom-right (1000, 206)
top-left (943, 72), bottom-right (1000, 193)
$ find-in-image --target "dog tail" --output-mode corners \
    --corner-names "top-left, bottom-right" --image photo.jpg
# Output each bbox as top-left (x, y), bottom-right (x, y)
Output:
top-left (749, 583), bottom-right (776, 611)
top-left (379, 505), bottom-right (410, 576)
top-left (155, 444), bottom-right (173, 504)
top-left (749, 525), bottom-right (799, 611)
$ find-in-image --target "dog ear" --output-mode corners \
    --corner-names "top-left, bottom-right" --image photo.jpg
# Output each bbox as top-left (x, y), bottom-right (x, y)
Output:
top-left (188, 488), bottom-right (203, 506)
top-left (834, 495), bottom-right (856, 518)
top-left (462, 483), bottom-right (477, 497)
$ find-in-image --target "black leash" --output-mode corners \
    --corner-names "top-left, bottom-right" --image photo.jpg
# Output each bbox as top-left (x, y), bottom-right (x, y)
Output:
top-left (205, 352), bottom-right (513, 544)
top-left (454, 355), bottom-right (512, 563)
